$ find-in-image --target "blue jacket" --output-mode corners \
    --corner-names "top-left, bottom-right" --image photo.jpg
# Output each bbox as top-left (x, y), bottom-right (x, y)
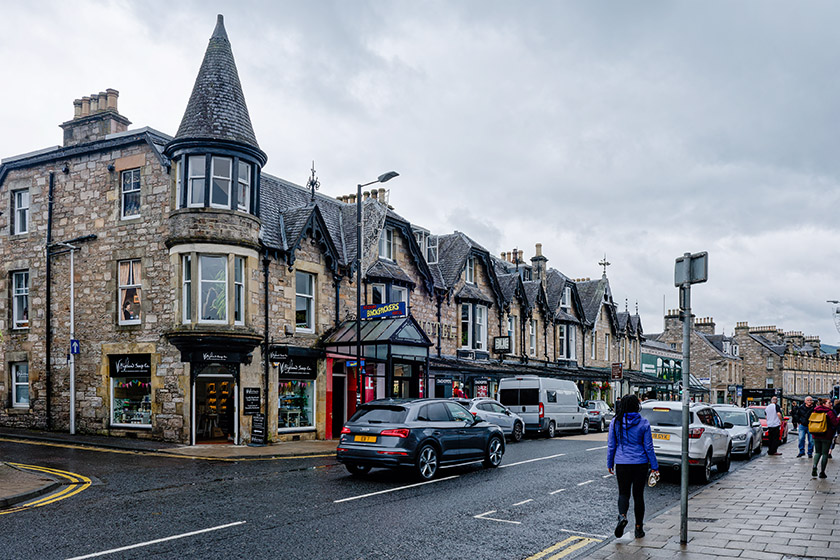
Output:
top-left (607, 412), bottom-right (659, 470)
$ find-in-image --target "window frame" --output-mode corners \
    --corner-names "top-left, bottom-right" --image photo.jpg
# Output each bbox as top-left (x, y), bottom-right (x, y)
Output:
top-left (604, 333), bottom-right (610, 361)
top-left (118, 259), bottom-right (142, 326)
top-left (182, 255), bottom-right (192, 324)
top-left (11, 361), bottom-right (29, 408)
top-left (460, 303), bottom-right (473, 349)
top-left (529, 319), bottom-right (537, 357)
top-left (187, 155), bottom-right (206, 208)
top-left (426, 235), bottom-right (438, 264)
top-left (198, 255), bottom-right (228, 324)
top-left (12, 270), bottom-right (29, 330)
top-left (295, 270), bottom-right (315, 333)
top-left (237, 160), bottom-right (251, 212)
top-left (234, 256), bottom-right (245, 325)
top-left (465, 256), bottom-right (476, 284)
top-left (558, 324), bottom-right (567, 359)
top-left (475, 304), bottom-right (487, 351)
top-left (378, 228), bottom-right (394, 261)
top-left (120, 168), bottom-right (141, 220)
top-left (371, 283), bottom-right (386, 305)
top-left (507, 315), bottom-right (516, 354)
top-left (210, 156), bottom-right (232, 209)
top-left (12, 188), bottom-right (29, 235)
top-left (391, 285), bottom-right (408, 304)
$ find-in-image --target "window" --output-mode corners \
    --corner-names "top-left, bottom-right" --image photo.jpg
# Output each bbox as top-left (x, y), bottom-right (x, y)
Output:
top-left (558, 325), bottom-right (567, 359)
top-left (391, 286), bottom-right (408, 304)
top-left (11, 362), bottom-right (29, 408)
top-left (121, 168), bottom-right (141, 219)
top-left (182, 255), bottom-right (192, 324)
top-left (529, 319), bottom-right (537, 357)
top-left (110, 355), bottom-right (152, 427)
top-left (278, 379), bottom-right (315, 430)
top-left (475, 305), bottom-right (486, 350)
top-left (295, 271), bottom-right (314, 332)
top-left (620, 338), bottom-right (625, 361)
top-left (461, 304), bottom-right (472, 348)
top-left (567, 326), bottom-right (576, 360)
top-left (371, 283), bottom-right (386, 305)
top-left (561, 286), bottom-right (571, 312)
top-left (118, 260), bottom-right (142, 325)
top-left (199, 255), bottom-right (227, 323)
top-left (211, 157), bottom-right (232, 208)
top-left (507, 316), bottom-right (516, 353)
top-left (188, 155), bottom-right (206, 207)
top-left (460, 303), bottom-right (487, 350)
top-left (234, 257), bottom-right (244, 325)
top-left (766, 356), bottom-right (774, 370)
top-left (378, 228), bottom-right (394, 260)
top-left (12, 189), bottom-right (29, 235)
top-left (766, 377), bottom-right (774, 389)
top-left (465, 256), bottom-right (476, 284)
top-left (591, 331), bottom-right (596, 359)
top-left (12, 270), bottom-right (29, 329)
top-left (604, 334), bottom-right (610, 361)
top-left (237, 161), bottom-right (251, 212)
top-left (426, 236), bottom-right (438, 264)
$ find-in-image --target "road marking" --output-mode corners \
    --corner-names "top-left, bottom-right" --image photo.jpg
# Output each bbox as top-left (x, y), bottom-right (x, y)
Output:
top-left (333, 475), bottom-right (459, 503)
top-left (524, 535), bottom-right (601, 560)
top-left (586, 445), bottom-right (608, 451)
top-left (576, 479), bottom-right (593, 486)
top-left (65, 521), bottom-right (246, 559)
top-left (500, 453), bottom-right (565, 468)
top-left (512, 499), bottom-right (533, 506)
top-left (474, 510), bottom-right (522, 525)
top-left (0, 463), bottom-right (91, 516)
top-left (602, 474), bottom-right (613, 478)
top-left (549, 488), bottom-right (566, 495)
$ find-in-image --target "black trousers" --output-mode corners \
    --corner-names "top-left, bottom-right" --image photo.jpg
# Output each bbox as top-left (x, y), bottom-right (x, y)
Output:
top-left (768, 426), bottom-right (780, 454)
top-left (616, 463), bottom-right (649, 526)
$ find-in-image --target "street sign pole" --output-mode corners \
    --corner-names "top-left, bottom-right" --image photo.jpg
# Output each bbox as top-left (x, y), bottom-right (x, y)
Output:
top-left (69, 244), bottom-right (76, 436)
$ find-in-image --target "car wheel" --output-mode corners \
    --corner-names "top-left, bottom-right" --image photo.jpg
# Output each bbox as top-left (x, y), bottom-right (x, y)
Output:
top-left (511, 421), bottom-right (523, 443)
top-left (745, 438), bottom-right (752, 459)
top-left (415, 444), bottom-right (439, 481)
top-left (600, 419), bottom-right (606, 432)
top-left (693, 450), bottom-right (712, 484)
top-left (719, 445), bottom-right (732, 473)
top-left (547, 421), bottom-right (556, 438)
top-left (581, 419), bottom-right (589, 435)
top-left (346, 463), bottom-right (371, 476)
top-left (484, 436), bottom-right (504, 468)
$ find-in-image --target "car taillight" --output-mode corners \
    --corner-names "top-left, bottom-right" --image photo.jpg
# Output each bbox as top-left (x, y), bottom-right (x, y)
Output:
top-left (340, 426), bottom-right (351, 435)
top-left (380, 428), bottom-right (410, 438)
top-left (688, 427), bottom-right (705, 439)
top-left (471, 411), bottom-right (477, 417)
top-left (539, 402), bottom-right (545, 418)
top-left (591, 411), bottom-right (600, 415)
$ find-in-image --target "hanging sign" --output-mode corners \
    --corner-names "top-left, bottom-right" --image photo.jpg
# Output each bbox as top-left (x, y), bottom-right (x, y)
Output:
top-left (493, 336), bottom-right (511, 354)
top-left (361, 302), bottom-right (406, 319)
top-left (243, 388), bottom-right (261, 415)
top-left (611, 363), bottom-right (623, 380)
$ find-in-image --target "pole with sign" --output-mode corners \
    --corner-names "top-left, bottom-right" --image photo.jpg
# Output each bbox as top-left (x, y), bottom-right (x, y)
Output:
top-left (675, 251), bottom-right (707, 545)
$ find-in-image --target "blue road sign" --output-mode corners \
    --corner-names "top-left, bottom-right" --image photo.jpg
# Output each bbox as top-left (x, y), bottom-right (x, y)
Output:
top-left (70, 339), bottom-right (80, 355)
top-left (347, 360), bottom-right (365, 368)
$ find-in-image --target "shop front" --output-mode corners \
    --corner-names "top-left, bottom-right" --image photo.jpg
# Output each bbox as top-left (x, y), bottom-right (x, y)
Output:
top-left (269, 345), bottom-right (321, 435)
top-left (109, 353), bottom-right (153, 429)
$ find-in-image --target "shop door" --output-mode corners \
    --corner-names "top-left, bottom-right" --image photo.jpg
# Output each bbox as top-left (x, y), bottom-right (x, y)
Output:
top-left (195, 375), bottom-right (237, 444)
top-left (391, 363), bottom-right (414, 398)
top-left (332, 375), bottom-right (346, 437)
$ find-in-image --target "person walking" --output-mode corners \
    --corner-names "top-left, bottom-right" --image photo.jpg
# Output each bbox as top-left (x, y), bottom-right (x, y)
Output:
top-left (809, 397), bottom-right (839, 478)
top-left (607, 394), bottom-right (659, 539)
top-left (793, 396), bottom-right (816, 458)
top-left (830, 397), bottom-right (840, 459)
top-left (765, 396), bottom-right (783, 456)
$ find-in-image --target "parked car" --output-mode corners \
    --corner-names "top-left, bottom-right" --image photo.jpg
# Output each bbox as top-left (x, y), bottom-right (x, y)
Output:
top-left (639, 400), bottom-right (733, 483)
top-left (452, 397), bottom-right (525, 442)
top-left (712, 405), bottom-right (763, 458)
top-left (584, 400), bottom-right (615, 432)
top-left (336, 398), bottom-right (505, 480)
top-left (748, 406), bottom-right (790, 444)
top-left (498, 376), bottom-right (589, 437)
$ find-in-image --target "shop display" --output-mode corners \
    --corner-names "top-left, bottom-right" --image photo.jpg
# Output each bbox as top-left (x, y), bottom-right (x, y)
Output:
top-left (278, 380), bottom-right (314, 429)
top-left (112, 377), bottom-right (152, 426)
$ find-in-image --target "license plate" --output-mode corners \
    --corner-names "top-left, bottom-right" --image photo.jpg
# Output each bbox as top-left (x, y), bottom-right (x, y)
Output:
top-left (354, 435), bottom-right (377, 443)
top-left (652, 433), bottom-right (670, 440)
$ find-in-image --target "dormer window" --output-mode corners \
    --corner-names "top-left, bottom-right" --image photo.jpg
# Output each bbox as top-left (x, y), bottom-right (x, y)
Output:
top-left (426, 236), bottom-right (438, 264)
top-left (379, 228), bottom-right (394, 261)
top-left (561, 286), bottom-right (571, 312)
top-left (466, 256), bottom-right (476, 284)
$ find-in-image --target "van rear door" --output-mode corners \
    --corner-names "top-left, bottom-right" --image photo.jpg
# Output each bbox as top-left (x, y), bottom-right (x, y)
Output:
top-left (499, 383), bottom-right (541, 431)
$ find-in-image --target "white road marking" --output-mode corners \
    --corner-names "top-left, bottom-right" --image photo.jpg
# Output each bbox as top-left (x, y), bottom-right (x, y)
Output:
top-left (586, 445), bottom-right (608, 451)
top-left (602, 474), bottom-right (613, 478)
top-left (576, 480), bottom-right (593, 486)
top-left (500, 453), bottom-right (565, 468)
top-left (65, 521), bottom-right (246, 559)
top-left (558, 528), bottom-right (610, 539)
top-left (549, 488), bottom-right (567, 495)
top-left (333, 475), bottom-right (459, 503)
top-left (512, 499), bottom-right (533, 506)
top-left (474, 510), bottom-right (522, 525)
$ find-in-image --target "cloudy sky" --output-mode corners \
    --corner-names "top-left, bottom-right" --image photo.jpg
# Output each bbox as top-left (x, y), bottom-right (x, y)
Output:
top-left (3, 0), bottom-right (839, 345)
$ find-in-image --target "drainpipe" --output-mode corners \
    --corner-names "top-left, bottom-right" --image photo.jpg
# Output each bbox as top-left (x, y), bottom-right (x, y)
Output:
top-left (435, 294), bottom-right (443, 358)
top-left (262, 252), bottom-right (270, 421)
top-left (334, 275), bottom-right (340, 328)
top-left (45, 172), bottom-right (55, 430)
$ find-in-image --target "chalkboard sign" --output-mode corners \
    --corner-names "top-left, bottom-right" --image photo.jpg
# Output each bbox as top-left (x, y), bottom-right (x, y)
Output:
top-left (243, 387), bottom-right (261, 415)
top-left (251, 413), bottom-right (266, 446)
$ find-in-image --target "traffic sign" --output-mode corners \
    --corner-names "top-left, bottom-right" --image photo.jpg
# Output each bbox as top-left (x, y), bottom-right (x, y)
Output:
top-left (70, 339), bottom-right (80, 355)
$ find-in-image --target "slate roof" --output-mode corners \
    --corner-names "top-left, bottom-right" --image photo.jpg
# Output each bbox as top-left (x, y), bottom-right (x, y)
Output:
top-left (523, 280), bottom-right (543, 311)
top-left (366, 259), bottom-right (414, 286)
top-left (630, 314), bottom-right (643, 334)
top-left (617, 311), bottom-right (630, 332)
top-left (496, 273), bottom-right (521, 306)
top-left (544, 268), bottom-right (569, 312)
top-left (575, 278), bottom-right (604, 325)
top-left (174, 15), bottom-right (260, 149)
top-left (454, 283), bottom-right (494, 304)
top-left (747, 334), bottom-right (786, 356)
top-left (697, 333), bottom-right (740, 359)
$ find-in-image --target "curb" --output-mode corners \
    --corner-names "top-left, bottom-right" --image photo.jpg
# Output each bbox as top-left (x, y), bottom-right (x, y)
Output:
top-left (0, 464), bottom-right (61, 510)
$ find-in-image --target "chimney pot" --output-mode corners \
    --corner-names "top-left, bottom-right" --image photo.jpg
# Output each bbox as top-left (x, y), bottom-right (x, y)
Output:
top-left (106, 88), bottom-right (119, 111)
top-left (73, 99), bottom-right (82, 119)
top-left (81, 97), bottom-right (91, 117)
top-left (98, 91), bottom-right (108, 112)
top-left (535, 243), bottom-right (542, 257)
top-left (90, 93), bottom-right (100, 113)
top-left (378, 187), bottom-right (387, 203)
top-left (518, 250), bottom-right (523, 261)
top-left (349, 194), bottom-right (356, 204)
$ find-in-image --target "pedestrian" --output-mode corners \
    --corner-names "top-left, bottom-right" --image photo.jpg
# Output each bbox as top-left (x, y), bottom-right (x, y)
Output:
top-left (830, 397), bottom-right (840, 459)
top-left (607, 394), bottom-right (659, 539)
top-left (765, 396), bottom-right (783, 456)
top-left (792, 396), bottom-right (816, 458)
top-left (808, 397), bottom-right (839, 478)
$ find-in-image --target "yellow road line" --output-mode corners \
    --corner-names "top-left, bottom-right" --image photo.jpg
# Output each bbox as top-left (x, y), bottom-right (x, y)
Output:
top-left (0, 463), bottom-right (91, 515)
top-left (524, 535), bottom-right (601, 560)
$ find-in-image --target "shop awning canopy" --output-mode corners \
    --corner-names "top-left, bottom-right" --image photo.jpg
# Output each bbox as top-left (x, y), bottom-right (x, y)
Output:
top-left (321, 315), bottom-right (432, 362)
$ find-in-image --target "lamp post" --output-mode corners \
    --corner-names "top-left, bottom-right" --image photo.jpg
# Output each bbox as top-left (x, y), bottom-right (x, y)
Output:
top-left (355, 171), bottom-right (399, 406)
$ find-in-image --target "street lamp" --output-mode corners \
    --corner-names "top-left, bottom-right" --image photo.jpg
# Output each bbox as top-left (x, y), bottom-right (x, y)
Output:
top-left (356, 171), bottom-right (399, 406)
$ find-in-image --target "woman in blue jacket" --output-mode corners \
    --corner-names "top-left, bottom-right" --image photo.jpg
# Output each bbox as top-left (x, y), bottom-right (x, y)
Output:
top-left (607, 394), bottom-right (659, 539)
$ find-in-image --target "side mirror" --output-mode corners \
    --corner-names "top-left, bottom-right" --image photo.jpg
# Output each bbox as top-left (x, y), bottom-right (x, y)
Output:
top-left (723, 422), bottom-right (734, 429)
top-left (752, 422), bottom-right (761, 428)
top-left (504, 409), bottom-right (511, 416)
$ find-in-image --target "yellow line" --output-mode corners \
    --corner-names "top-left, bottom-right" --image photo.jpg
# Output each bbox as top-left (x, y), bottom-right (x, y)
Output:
top-left (524, 536), bottom-right (601, 560)
top-left (545, 538), bottom-right (599, 560)
top-left (0, 463), bottom-right (91, 515)
top-left (523, 536), bottom-right (581, 560)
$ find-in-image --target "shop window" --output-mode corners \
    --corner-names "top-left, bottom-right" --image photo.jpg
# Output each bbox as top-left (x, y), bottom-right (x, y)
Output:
top-left (182, 255), bottom-right (192, 323)
top-left (234, 257), bottom-right (245, 325)
top-left (12, 270), bottom-right (29, 329)
top-left (188, 155), bottom-right (206, 207)
top-left (296, 271), bottom-right (315, 333)
top-left (378, 228), bottom-right (394, 261)
top-left (466, 256), bottom-right (476, 284)
top-left (12, 189), bottom-right (29, 235)
top-left (237, 161), bottom-right (251, 212)
top-left (278, 380), bottom-right (315, 430)
top-left (199, 255), bottom-right (227, 323)
top-left (121, 168), bottom-right (141, 219)
top-left (11, 362), bottom-right (29, 408)
top-left (211, 156), bottom-right (232, 208)
top-left (111, 374), bottom-right (151, 427)
top-left (118, 259), bottom-right (142, 325)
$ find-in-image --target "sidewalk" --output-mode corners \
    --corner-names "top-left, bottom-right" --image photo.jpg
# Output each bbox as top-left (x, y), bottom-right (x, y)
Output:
top-left (583, 448), bottom-right (840, 559)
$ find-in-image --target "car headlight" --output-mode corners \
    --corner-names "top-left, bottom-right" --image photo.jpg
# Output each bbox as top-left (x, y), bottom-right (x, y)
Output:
top-left (733, 433), bottom-right (747, 441)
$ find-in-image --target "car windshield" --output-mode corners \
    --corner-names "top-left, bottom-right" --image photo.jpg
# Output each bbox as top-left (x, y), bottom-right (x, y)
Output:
top-left (717, 410), bottom-right (748, 426)
top-left (640, 407), bottom-right (682, 427)
top-left (349, 405), bottom-right (408, 424)
top-left (751, 408), bottom-right (766, 419)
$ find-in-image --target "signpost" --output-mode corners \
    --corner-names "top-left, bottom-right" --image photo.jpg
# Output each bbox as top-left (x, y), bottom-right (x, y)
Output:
top-left (675, 251), bottom-right (708, 545)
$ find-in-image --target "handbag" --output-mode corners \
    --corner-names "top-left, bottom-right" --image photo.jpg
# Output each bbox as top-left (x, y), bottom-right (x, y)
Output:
top-left (647, 470), bottom-right (660, 487)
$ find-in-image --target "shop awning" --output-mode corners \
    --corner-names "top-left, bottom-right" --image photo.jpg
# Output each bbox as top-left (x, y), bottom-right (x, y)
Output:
top-left (321, 315), bottom-right (432, 362)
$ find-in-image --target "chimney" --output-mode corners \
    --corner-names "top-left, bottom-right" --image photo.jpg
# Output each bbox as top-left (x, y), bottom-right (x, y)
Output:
top-left (363, 191), bottom-right (370, 200)
top-left (378, 188), bottom-right (387, 203)
top-left (695, 317), bottom-right (716, 335)
top-left (531, 242), bottom-right (547, 287)
top-left (60, 88), bottom-right (131, 147)
top-left (348, 194), bottom-right (356, 204)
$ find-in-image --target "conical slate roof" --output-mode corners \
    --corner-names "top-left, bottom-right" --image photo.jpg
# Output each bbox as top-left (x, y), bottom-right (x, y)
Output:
top-left (174, 15), bottom-right (260, 149)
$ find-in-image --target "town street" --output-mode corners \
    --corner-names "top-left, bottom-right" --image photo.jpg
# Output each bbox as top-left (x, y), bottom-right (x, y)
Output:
top-left (0, 431), bottom-right (756, 560)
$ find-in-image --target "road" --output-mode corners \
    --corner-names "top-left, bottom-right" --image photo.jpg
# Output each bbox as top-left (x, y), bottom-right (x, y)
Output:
top-left (0, 430), bottom-right (760, 560)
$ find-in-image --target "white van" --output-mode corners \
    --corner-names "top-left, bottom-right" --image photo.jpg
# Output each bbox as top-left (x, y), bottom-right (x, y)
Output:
top-left (498, 376), bottom-right (589, 437)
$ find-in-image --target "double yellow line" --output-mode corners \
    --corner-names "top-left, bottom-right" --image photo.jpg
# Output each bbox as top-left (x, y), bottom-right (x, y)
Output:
top-left (1, 463), bottom-right (90, 515)
top-left (524, 535), bottom-right (601, 560)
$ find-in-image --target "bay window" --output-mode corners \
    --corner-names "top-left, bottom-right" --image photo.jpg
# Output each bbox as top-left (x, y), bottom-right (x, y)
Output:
top-left (180, 252), bottom-right (250, 326)
top-left (180, 155), bottom-right (255, 214)
top-left (199, 255), bottom-right (227, 323)
top-left (211, 156), bottom-right (232, 208)
top-left (188, 155), bottom-right (206, 207)
top-left (234, 257), bottom-right (244, 325)
top-left (182, 255), bottom-right (192, 323)
top-left (237, 161), bottom-right (251, 212)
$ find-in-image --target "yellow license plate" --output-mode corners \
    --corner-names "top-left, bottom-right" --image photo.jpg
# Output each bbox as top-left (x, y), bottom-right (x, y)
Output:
top-left (354, 435), bottom-right (377, 443)
top-left (652, 433), bottom-right (670, 440)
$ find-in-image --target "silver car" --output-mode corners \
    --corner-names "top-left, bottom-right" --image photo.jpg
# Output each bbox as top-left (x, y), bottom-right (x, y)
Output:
top-left (453, 398), bottom-right (525, 442)
top-left (585, 400), bottom-right (615, 432)
top-left (712, 405), bottom-right (763, 458)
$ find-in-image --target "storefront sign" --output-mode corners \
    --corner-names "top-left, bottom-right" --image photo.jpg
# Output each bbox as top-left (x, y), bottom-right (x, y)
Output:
top-left (109, 354), bottom-right (152, 376)
top-left (474, 379), bottom-right (489, 397)
top-left (181, 349), bottom-right (246, 364)
top-left (435, 377), bottom-right (453, 398)
top-left (243, 387), bottom-right (261, 415)
top-left (251, 413), bottom-right (266, 445)
top-left (361, 302), bottom-right (406, 319)
top-left (493, 336), bottom-right (511, 354)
